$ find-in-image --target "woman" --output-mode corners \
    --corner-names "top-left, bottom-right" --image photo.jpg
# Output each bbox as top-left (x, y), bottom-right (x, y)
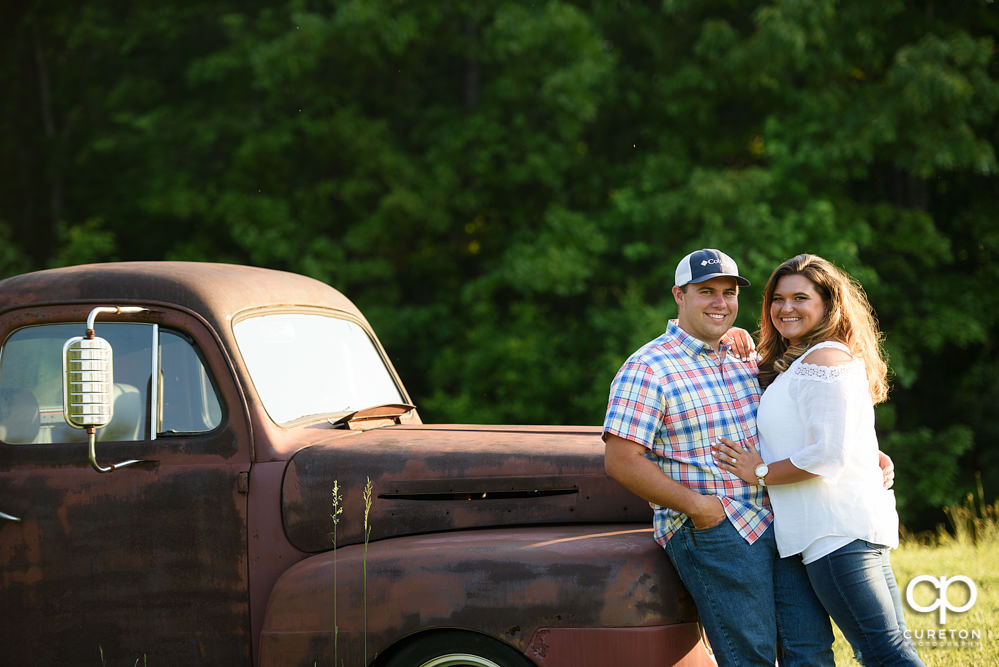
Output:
top-left (713, 254), bottom-right (923, 666)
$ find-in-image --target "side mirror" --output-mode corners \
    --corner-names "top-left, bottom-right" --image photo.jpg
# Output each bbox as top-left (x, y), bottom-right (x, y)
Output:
top-left (62, 306), bottom-right (147, 473)
top-left (63, 336), bottom-right (115, 430)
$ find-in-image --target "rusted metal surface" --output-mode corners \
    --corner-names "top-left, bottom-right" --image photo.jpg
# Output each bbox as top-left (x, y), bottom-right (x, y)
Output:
top-left (248, 459), bottom-right (310, 662)
top-left (259, 525), bottom-right (702, 666)
top-left (526, 626), bottom-right (714, 667)
top-left (0, 261), bottom-right (362, 330)
top-left (283, 424), bottom-right (652, 553)
top-left (0, 458), bottom-right (251, 664)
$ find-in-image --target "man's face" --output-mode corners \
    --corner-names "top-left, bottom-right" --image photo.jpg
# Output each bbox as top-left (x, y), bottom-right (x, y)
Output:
top-left (672, 277), bottom-right (739, 346)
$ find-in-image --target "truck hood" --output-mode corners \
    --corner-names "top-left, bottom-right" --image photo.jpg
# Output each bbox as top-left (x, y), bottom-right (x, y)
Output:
top-left (281, 424), bottom-right (652, 553)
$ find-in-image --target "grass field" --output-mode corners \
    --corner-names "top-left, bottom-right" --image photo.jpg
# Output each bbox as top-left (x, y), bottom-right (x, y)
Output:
top-left (830, 495), bottom-right (998, 665)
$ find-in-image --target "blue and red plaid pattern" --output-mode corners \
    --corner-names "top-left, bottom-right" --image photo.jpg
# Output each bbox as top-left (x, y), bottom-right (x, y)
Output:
top-left (604, 320), bottom-right (771, 545)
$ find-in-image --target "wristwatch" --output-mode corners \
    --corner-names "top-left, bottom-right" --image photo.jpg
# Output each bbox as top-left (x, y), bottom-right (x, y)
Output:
top-left (754, 463), bottom-right (769, 487)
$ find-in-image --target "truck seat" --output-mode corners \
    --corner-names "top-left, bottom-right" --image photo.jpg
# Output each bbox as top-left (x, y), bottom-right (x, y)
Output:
top-left (0, 388), bottom-right (41, 444)
top-left (97, 383), bottom-right (143, 441)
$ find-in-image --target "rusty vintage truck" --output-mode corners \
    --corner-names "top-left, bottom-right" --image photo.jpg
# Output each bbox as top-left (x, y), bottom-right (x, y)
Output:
top-left (0, 262), bottom-right (712, 666)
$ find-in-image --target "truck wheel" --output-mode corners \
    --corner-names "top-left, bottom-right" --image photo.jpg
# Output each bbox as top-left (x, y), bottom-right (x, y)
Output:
top-left (381, 630), bottom-right (535, 667)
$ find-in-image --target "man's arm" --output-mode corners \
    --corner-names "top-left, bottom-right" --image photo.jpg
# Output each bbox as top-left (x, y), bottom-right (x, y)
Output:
top-left (604, 433), bottom-right (726, 529)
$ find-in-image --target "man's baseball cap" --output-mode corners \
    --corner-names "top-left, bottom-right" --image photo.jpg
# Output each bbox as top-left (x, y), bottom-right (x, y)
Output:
top-left (674, 248), bottom-right (751, 287)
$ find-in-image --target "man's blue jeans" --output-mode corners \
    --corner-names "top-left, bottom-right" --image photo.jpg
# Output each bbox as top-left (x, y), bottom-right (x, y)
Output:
top-left (665, 519), bottom-right (834, 666)
top-left (805, 540), bottom-right (924, 666)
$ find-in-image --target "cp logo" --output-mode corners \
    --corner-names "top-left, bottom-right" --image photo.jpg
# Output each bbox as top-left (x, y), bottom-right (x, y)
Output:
top-left (905, 575), bottom-right (977, 624)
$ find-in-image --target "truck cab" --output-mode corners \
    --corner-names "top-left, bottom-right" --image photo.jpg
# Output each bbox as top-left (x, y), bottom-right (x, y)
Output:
top-left (0, 262), bottom-right (711, 666)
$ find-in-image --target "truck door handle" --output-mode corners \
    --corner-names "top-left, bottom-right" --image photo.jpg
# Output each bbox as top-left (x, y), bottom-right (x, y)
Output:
top-left (1, 510), bottom-right (21, 522)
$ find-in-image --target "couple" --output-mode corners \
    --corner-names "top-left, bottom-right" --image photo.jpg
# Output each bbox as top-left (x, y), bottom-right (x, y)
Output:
top-left (603, 249), bottom-right (924, 666)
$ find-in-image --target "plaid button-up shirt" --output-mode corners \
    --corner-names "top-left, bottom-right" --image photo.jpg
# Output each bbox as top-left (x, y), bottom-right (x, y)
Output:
top-left (603, 320), bottom-right (771, 545)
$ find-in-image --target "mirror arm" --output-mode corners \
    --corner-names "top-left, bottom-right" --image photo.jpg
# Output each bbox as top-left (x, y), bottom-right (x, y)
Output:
top-left (85, 306), bottom-right (146, 338)
top-left (86, 427), bottom-right (145, 474)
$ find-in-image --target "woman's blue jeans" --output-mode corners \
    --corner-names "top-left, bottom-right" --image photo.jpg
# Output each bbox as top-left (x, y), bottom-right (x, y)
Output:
top-left (665, 519), bottom-right (834, 666)
top-left (804, 540), bottom-right (925, 666)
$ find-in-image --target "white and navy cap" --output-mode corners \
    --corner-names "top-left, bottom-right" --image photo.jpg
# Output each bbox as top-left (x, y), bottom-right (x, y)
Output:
top-left (674, 249), bottom-right (751, 288)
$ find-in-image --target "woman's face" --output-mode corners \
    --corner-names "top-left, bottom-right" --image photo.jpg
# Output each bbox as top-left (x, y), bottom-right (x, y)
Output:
top-left (770, 274), bottom-right (827, 346)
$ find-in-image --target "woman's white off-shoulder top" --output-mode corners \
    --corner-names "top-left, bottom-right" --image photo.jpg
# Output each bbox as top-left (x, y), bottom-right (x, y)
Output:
top-left (757, 341), bottom-right (898, 563)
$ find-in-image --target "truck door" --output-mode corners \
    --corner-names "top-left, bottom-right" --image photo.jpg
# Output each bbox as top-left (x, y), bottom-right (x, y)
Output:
top-left (0, 310), bottom-right (252, 664)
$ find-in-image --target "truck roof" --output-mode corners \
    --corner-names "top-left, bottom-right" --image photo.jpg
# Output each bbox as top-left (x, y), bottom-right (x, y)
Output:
top-left (0, 261), bottom-right (365, 326)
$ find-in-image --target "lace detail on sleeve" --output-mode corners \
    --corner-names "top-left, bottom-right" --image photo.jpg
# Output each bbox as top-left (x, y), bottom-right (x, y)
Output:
top-left (790, 360), bottom-right (865, 383)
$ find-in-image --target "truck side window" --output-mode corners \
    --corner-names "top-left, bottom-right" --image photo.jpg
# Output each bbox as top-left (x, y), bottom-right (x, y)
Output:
top-left (158, 330), bottom-right (222, 435)
top-left (0, 323), bottom-right (221, 444)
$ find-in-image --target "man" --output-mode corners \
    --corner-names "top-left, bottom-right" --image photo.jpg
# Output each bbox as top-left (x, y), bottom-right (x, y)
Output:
top-left (603, 249), bottom-right (834, 666)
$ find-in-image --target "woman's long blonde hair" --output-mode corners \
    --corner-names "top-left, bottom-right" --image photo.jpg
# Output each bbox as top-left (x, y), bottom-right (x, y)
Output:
top-left (757, 254), bottom-right (889, 404)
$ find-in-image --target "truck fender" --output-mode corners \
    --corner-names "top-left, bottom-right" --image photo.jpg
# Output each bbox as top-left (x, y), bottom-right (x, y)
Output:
top-left (258, 524), bottom-right (706, 666)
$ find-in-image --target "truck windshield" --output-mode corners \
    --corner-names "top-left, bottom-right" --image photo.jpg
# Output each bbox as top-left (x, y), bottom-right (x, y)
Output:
top-left (233, 313), bottom-right (403, 425)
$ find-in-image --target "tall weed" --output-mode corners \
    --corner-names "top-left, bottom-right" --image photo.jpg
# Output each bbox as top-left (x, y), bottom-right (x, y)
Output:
top-left (942, 475), bottom-right (999, 547)
top-left (330, 480), bottom-right (344, 666)
top-left (362, 477), bottom-right (373, 666)
top-left (327, 478), bottom-right (374, 666)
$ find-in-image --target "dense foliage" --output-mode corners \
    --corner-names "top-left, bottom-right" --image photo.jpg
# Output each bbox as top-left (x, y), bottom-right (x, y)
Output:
top-left (2, 0), bottom-right (997, 529)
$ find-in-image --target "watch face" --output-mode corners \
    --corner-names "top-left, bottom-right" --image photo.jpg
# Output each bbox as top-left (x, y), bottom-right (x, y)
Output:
top-left (755, 463), bottom-right (769, 478)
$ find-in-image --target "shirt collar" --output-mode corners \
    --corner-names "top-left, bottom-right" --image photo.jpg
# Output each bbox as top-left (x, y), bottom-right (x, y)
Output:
top-left (666, 319), bottom-right (729, 361)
